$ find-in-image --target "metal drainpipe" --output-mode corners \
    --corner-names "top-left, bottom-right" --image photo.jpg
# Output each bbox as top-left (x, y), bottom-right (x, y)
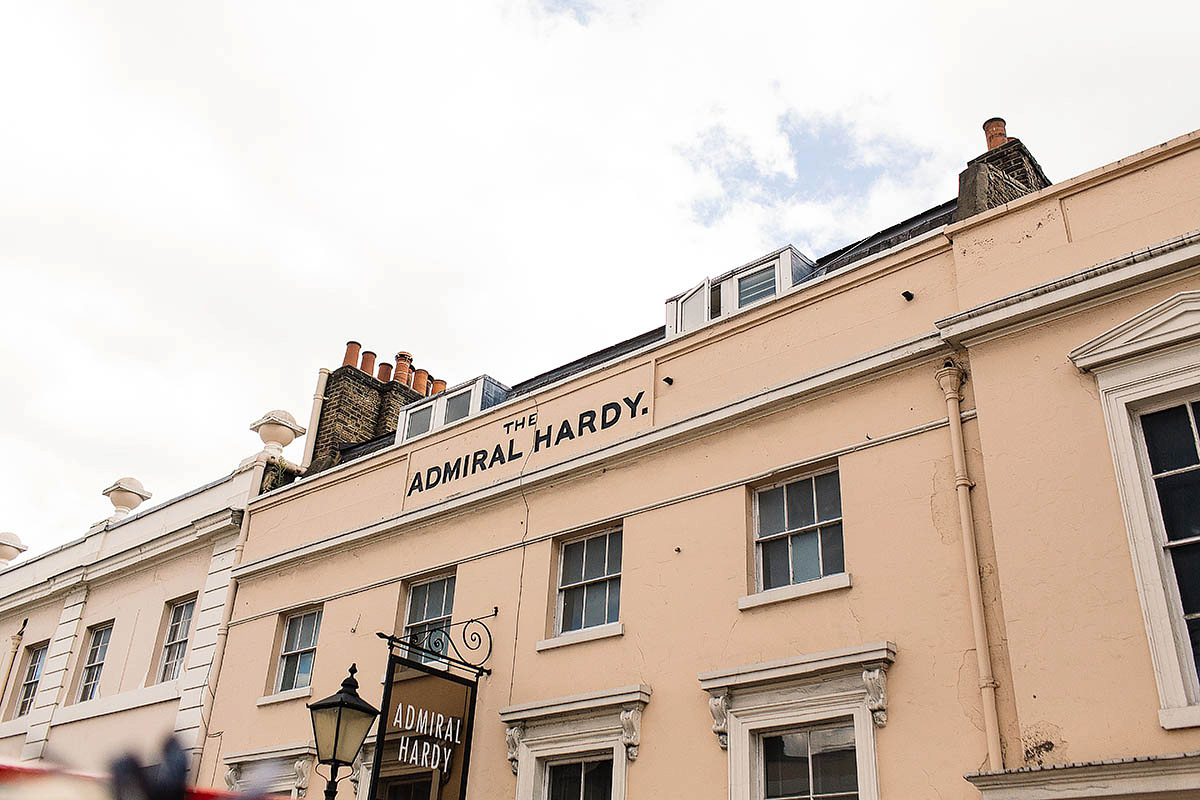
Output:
top-left (0, 619), bottom-right (27, 707)
top-left (191, 458), bottom-right (267, 779)
top-left (935, 362), bottom-right (1004, 771)
top-left (302, 368), bottom-right (330, 470)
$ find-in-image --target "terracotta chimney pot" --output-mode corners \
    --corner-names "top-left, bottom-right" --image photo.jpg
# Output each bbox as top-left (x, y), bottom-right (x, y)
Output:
top-left (377, 362), bottom-right (393, 382)
top-left (431, 378), bottom-right (447, 395)
top-left (983, 117), bottom-right (1008, 150)
top-left (342, 341), bottom-right (362, 368)
top-left (360, 350), bottom-right (376, 375)
top-left (394, 352), bottom-right (413, 386)
top-left (412, 368), bottom-right (430, 395)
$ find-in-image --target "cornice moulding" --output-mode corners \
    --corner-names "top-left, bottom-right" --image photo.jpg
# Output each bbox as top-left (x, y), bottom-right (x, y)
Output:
top-left (499, 685), bottom-right (652, 724)
top-left (698, 641), bottom-right (897, 692)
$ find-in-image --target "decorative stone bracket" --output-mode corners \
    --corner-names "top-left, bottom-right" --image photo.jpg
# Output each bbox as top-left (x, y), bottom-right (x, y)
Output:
top-left (499, 684), bottom-right (652, 776)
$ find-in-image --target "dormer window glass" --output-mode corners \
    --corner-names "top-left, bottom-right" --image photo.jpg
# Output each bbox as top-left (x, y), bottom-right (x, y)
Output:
top-left (738, 266), bottom-right (776, 308)
top-left (444, 391), bottom-right (472, 424)
top-left (406, 406), bottom-right (433, 439)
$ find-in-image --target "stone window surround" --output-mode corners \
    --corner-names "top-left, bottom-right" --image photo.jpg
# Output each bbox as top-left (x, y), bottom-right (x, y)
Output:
top-left (1070, 290), bottom-right (1200, 729)
top-left (499, 684), bottom-right (650, 800)
top-left (223, 742), bottom-right (316, 798)
top-left (698, 641), bottom-right (895, 800)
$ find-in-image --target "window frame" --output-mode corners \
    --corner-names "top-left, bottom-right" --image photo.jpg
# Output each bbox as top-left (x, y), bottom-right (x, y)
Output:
top-left (554, 528), bottom-right (622, 636)
top-left (543, 754), bottom-right (615, 800)
top-left (157, 597), bottom-right (196, 683)
top-left (756, 718), bottom-right (859, 800)
top-left (402, 573), bottom-right (456, 667)
top-left (15, 642), bottom-right (48, 718)
top-left (1073, 303), bottom-right (1200, 728)
top-left (753, 468), bottom-right (843, 593)
top-left (77, 623), bottom-right (113, 703)
top-left (275, 609), bottom-right (322, 694)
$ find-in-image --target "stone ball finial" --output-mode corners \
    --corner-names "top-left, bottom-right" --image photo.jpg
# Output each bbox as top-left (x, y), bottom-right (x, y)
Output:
top-left (102, 477), bottom-right (152, 521)
top-left (249, 410), bottom-right (307, 456)
top-left (0, 532), bottom-right (26, 567)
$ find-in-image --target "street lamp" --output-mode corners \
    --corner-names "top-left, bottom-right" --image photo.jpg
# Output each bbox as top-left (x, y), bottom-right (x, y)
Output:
top-left (308, 664), bottom-right (380, 800)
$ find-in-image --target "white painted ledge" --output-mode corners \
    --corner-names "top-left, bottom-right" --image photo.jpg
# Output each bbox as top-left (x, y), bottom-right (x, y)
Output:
top-left (1160, 704), bottom-right (1200, 729)
top-left (54, 680), bottom-right (180, 725)
top-left (500, 683), bottom-right (651, 723)
top-left (0, 717), bottom-right (29, 739)
top-left (256, 686), bottom-right (311, 707)
top-left (536, 622), bottom-right (623, 652)
top-left (738, 572), bottom-right (851, 610)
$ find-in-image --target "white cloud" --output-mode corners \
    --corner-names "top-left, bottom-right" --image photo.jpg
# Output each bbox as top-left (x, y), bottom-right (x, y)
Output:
top-left (1, 0), bottom-right (1197, 556)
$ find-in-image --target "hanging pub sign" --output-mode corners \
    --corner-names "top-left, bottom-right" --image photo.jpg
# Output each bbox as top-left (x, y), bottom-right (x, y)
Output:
top-left (369, 612), bottom-right (496, 800)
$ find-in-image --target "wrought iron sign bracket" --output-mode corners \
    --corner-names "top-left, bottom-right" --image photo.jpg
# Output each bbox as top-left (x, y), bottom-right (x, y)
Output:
top-left (376, 606), bottom-right (498, 679)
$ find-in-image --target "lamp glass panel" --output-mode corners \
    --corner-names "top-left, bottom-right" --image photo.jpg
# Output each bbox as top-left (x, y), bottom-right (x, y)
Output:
top-left (311, 705), bottom-right (342, 764)
top-left (334, 706), bottom-right (378, 765)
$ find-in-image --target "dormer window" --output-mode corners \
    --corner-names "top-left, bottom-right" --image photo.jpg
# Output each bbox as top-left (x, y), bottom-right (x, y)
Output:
top-left (665, 246), bottom-right (818, 338)
top-left (398, 375), bottom-right (511, 443)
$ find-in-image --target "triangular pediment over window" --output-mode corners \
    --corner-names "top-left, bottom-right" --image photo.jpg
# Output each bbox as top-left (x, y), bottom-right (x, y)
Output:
top-left (1069, 291), bottom-right (1200, 372)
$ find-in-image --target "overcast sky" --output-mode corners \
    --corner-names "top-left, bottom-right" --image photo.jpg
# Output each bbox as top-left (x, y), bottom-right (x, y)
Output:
top-left (2, 0), bottom-right (1197, 560)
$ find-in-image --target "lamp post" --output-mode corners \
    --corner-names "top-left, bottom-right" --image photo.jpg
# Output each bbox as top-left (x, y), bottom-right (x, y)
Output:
top-left (308, 664), bottom-right (380, 800)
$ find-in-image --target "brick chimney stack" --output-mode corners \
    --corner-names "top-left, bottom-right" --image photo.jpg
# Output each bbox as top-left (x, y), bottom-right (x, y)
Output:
top-left (307, 341), bottom-right (442, 474)
top-left (954, 117), bottom-right (1051, 222)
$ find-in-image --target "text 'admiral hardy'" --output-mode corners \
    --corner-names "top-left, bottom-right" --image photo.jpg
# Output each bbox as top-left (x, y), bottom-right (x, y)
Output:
top-left (406, 391), bottom-right (648, 496)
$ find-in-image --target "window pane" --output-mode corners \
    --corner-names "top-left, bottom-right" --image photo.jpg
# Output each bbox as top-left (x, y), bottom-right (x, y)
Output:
top-left (444, 576), bottom-right (456, 615)
top-left (280, 653), bottom-right (298, 691)
top-left (584, 535), bottom-right (608, 581)
top-left (763, 732), bottom-right (809, 799)
top-left (408, 583), bottom-right (428, 623)
top-left (606, 577), bottom-right (621, 623)
top-left (562, 541), bottom-right (585, 585)
top-left (786, 479), bottom-right (815, 530)
top-left (406, 406), bottom-right (433, 439)
top-left (298, 613), bottom-right (317, 648)
top-left (607, 531), bottom-right (622, 574)
top-left (426, 580), bottom-right (446, 619)
top-left (1156, 471), bottom-right (1200, 542)
top-left (284, 616), bottom-right (301, 651)
top-left (821, 523), bottom-right (845, 575)
top-left (738, 266), bottom-right (776, 307)
top-left (759, 487), bottom-right (786, 537)
top-left (811, 725), bottom-right (858, 795)
top-left (791, 531), bottom-right (821, 583)
top-left (709, 283), bottom-right (722, 319)
top-left (548, 762), bottom-right (582, 800)
top-left (761, 537), bottom-right (790, 590)
top-left (815, 471), bottom-right (841, 521)
top-left (444, 392), bottom-right (471, 424)
top-left (681, 288), bottom-right (706, 332)
top-left (1188, 617), bottom-right (1200, 681)
top-left (1142, 406), bottom-right (1198, 474)
top-left (295, 650), bottom-right (314, 688)
top-left (562, 586), bottom-right (585, 632)
top-left (583, 582), bottom-right (608, 628)
top-left (582, 760), bottom-right (613, 800)
top-left (1171, 543), bottom-right (1200, 615)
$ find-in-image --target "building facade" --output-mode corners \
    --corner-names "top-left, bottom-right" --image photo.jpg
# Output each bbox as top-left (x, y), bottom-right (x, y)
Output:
top-left (197, 120), bottom-right (1200, 799)
top-left (0, 411), bottom-right (306, 776)
top-left (5, 119), bottom-right (1200, 800)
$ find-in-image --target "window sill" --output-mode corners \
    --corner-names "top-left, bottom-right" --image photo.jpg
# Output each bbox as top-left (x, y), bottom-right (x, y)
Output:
top-left (536, 622), bottom-right (624, 652)
top-left (257, 686), bottom-right (312, 707)
top-left (738, 573), bottom-right (851, 610)
top-left (1160, 704), bottom-right (1200, 729)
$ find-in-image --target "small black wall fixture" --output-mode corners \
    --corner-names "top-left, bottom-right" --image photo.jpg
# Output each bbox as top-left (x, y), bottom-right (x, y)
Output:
top-left (902, 291), bottom-right (915, 302)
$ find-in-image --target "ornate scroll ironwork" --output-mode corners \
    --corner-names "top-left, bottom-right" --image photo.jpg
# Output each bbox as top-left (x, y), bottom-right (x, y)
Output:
top-left (376, 606), bottom-right (498, 677)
